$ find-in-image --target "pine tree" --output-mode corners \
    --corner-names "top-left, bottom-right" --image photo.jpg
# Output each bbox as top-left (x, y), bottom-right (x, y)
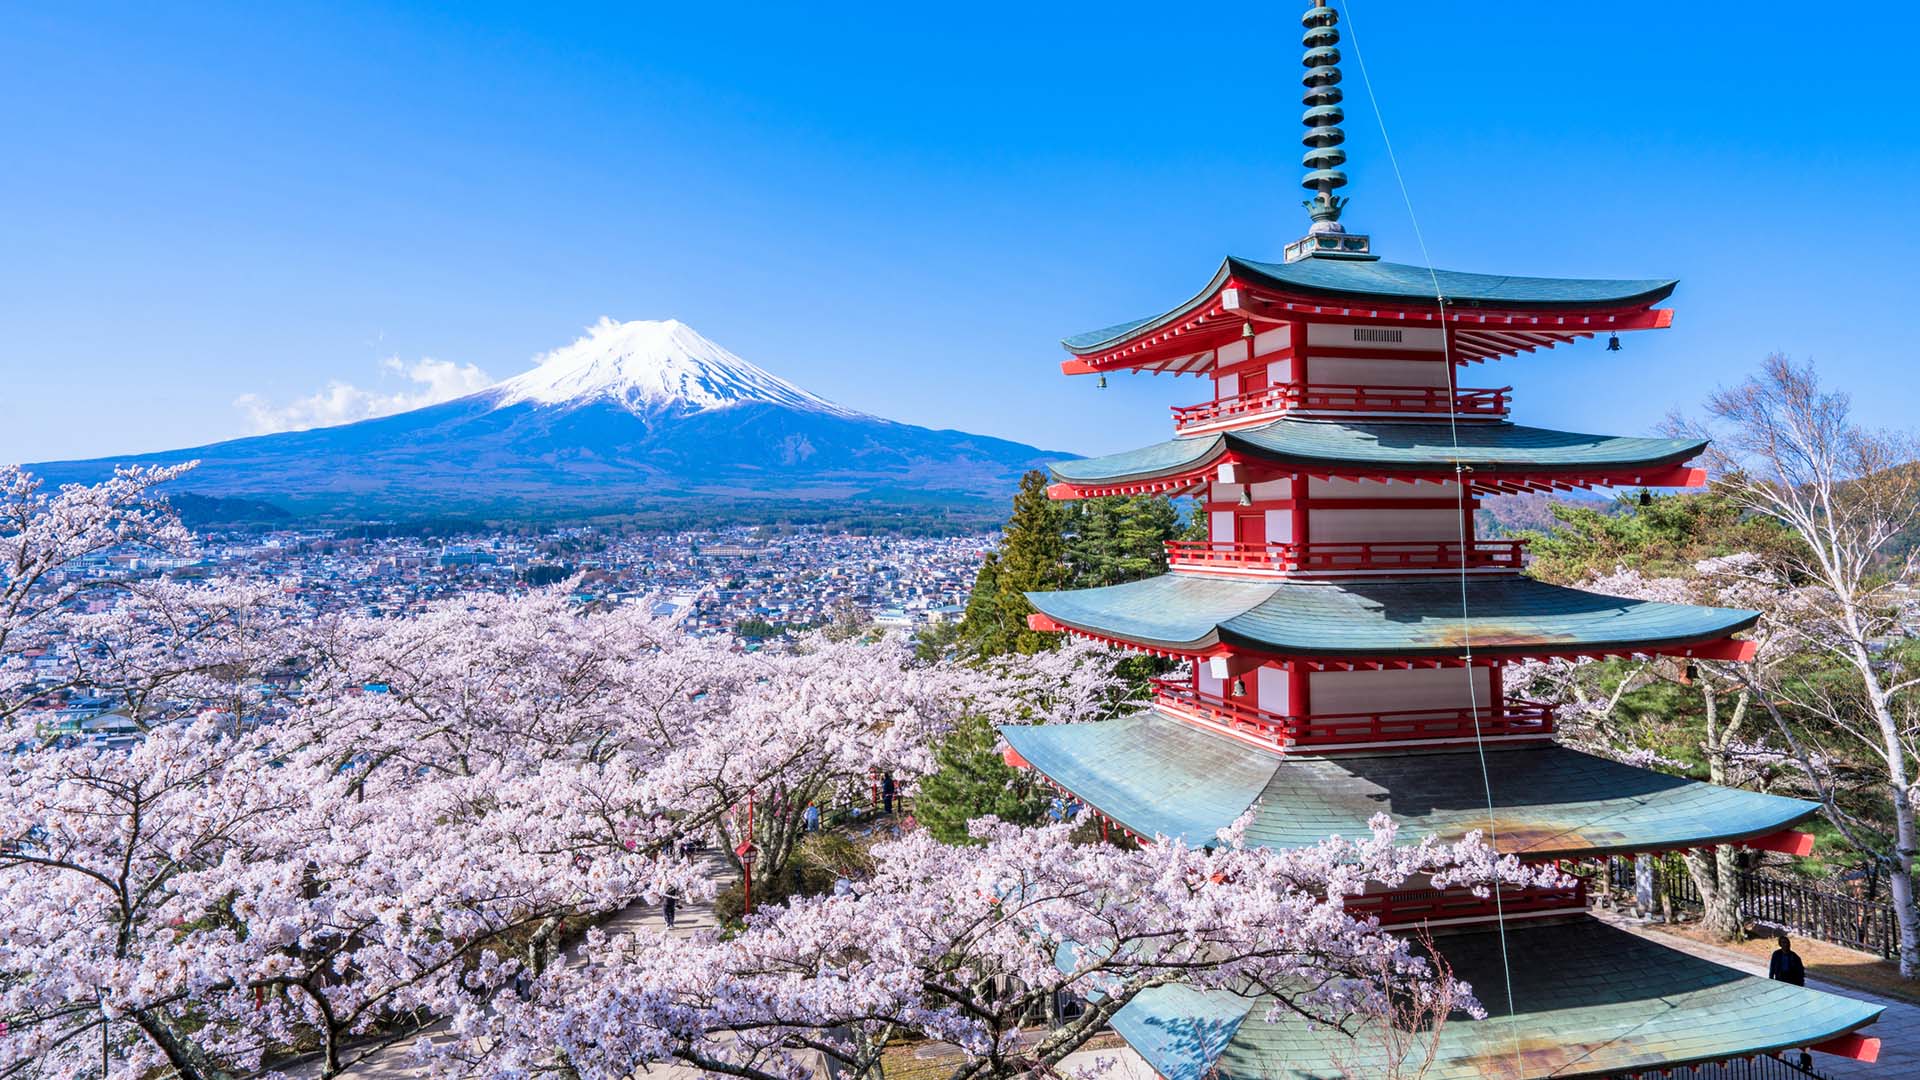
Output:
top-left (960, 476), bottom-right (1194, 656)
top-left (955, 552), bottom-right (1010, 655)
top-left (1069, 495), bottom-right (1180, 587)
top-left (914, 714), bottom-right (1050, 844)
top-left (1178, 503), bottom-right (1209, 542)
top-left (1108, 495), bottom-right (1178, 582)
top-left (975, 471), bottom-right (1070, 655)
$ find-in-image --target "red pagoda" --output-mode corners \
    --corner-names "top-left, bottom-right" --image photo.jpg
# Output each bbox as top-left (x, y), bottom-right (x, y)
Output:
top-left (1000, 3), bottom-right (1887, 1076)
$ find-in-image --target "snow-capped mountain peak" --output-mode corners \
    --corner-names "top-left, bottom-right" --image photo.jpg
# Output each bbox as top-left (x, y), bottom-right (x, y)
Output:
top-left (489, 318), bottom-right (861, 417)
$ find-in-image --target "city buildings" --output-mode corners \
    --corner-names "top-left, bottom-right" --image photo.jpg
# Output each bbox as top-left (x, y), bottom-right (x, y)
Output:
top-left (18, 526), bottom-right (987, 743)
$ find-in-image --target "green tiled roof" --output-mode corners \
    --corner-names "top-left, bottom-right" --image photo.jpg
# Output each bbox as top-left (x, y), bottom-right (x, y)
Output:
top-left (1231, 256), bottom-right (1677, 310)
top-left (1063, 254), bottom-right (1677, 353)
top-left (999, 710), bottom-right (1817, 858)
top-left (1111, 919), bottom-right (1881, 1080)
top-left (1026, 574), bottom-right (1756, 658)
top-left (1049, 418), bottom-right (1705, 486)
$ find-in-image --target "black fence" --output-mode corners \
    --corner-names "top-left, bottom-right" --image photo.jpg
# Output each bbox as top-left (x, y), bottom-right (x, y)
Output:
top-left (1602, 854), bottom-right (1900, 959)
top-left (1606, 1053), bottom-right (1832, 1080)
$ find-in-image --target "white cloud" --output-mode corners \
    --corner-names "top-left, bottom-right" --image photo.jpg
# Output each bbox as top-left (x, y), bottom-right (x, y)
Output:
top-left (235, 357), bottom-right (495, 434)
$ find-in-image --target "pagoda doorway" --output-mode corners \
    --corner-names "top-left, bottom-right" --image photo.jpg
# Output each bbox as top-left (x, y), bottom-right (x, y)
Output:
top-left (1235, 510), bottom-right (1266, 549)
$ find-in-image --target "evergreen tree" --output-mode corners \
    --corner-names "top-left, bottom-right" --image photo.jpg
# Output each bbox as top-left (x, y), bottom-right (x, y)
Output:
top-left (912, 617), bottom-right (963, 662)
top-left (1521, 489), bottom-right (1797, 585)
top-left (914, 714), bottom-right (1050, 844)
top-left (972, 471), bottom-right (1071, 655)
top-left (1178, 499), bottom-right (1209, 542)
top-left (960, 476), bottom-right (1194, 656)
top-left (956, 551), bottom-right (1012, 655)
top-left (1068, 496), bottom-right (1180, 587)
top-left (1108, 494), bottom-right (1178, 582)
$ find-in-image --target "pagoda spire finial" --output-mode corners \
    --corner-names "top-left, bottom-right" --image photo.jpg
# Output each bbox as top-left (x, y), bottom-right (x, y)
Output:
top-left (1285, 1), bottom-right (1375, 261)
top-left (1300, 1), bottom-right (1347, 225)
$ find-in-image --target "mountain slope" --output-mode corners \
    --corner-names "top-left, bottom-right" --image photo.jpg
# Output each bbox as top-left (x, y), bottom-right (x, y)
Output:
top-left (28, 320), bottom-right (1064, 521)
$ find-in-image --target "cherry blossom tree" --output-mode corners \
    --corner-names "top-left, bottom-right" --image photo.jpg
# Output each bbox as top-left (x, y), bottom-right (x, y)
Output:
top-left (430, 815), bottom-right (1554, 1080)
top-left (1, 463), bottom-right (194, 719)
top-left (970, 636), bottom-right (1133, 727)
top-left (2, 717), bottom-right (308, 1079)
top-left (56, 577), bottom-right (300, 735)
top-left (1, 486), bottom-right (969, 1080)
top-left (3, 474), bottom-right (686, 1078)
top-left (635, 627), bottom-right (968, 906)
top-left (0, 704), bottom-right (684, 1080)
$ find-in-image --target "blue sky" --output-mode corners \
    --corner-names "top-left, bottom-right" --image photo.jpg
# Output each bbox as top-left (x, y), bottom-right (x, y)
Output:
top-left (3, 1), bottom-right (1916, 464)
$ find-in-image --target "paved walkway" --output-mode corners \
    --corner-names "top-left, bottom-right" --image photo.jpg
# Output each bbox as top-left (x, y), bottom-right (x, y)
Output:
top-left (1595, 911), bottom-right (1918, 1078)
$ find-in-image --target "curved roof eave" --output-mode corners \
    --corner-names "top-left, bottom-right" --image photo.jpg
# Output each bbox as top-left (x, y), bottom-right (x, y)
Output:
top-left (1025, 574), bottom-right (1759, 659)
top-left (1226, 255), bottom-right (1680, 311)
top-left (1062, 260), bottom-right (1237, 355)
top-left (1046, 420), bottom-right (1708, 489)
top-left (999, 711), bottom-right (1819, 859)
top-left (1109, 919), bottom-right (1879, 1080)
top-left (1061, 255), bottom-right (1679, 356)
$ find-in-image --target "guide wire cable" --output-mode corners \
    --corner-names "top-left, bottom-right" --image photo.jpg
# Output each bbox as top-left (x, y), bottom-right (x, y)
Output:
top-left (1340, 0), bottom-right (1520, 1051)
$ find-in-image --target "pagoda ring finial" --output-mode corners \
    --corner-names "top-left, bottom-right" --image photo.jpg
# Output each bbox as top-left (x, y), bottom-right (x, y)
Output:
top-left (1297, 1), bottom-right (1347, 224)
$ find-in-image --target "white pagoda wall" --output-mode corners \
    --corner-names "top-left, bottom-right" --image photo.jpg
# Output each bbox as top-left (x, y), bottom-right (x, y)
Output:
top-left (1310, 666), bottom-right (1491, 715)
top-left (1306, 477), bottom-right (1462, 500)
top-left (1307, 354), bottom-right (1450, 388)
top-left (1308, 508), bottom-right (1461, 543)
top-left (1197, 663), bottom-right (1224, 698)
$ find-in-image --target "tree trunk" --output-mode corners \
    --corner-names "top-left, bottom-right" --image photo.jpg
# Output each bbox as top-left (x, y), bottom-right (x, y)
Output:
top-left (1684, 847), bottom-right (1745, 942)
top-left (1850, 634), bottom-right (1920, 978)
top-left (130, 1009), bottom-right (221, 1080)
top-left (1684, 682), bottom-right (1747, 942)
top-left (1891, 860), bottom-right (1920, 979)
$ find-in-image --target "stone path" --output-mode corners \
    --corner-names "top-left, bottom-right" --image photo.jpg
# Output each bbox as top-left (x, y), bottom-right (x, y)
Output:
top-left (1595, 911), bottom-right (1918, 1078)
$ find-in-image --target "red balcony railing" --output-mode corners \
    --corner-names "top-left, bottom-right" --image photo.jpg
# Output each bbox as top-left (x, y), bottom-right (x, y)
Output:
top-left (1344, 879), bottom-right (1587, 928)
top-left (1150, 678), bottom-right (1556, 750)
top-left (1171, 383), bottom-right (1509, 432)
top-left (1165, 539), bottom-right (1527, 574)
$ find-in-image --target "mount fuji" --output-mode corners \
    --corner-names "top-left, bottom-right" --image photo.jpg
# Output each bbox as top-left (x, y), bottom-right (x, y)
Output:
top-left (29, 319), bottom-right (1065, 522)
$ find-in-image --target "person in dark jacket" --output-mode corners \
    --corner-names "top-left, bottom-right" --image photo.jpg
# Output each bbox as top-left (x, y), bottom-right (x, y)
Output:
top-left (1769, 933), bottom-right (1806, 986)
top-left (880, 772), bottom-right (896, 815)
top-left (1770, 934), bottom-right (1814, 1070)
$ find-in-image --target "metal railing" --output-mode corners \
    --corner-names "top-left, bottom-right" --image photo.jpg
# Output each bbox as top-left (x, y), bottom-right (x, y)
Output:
top-left (1171, 382), bottom-right (1509, 431)
top-left (1606, 1054), bottom-right (1833, 1080)
top-left (1604, 854), bottom-right (1900, 960)
top-left (1150, 679), bottom-right (1556, 749)
top-left (1165, 538), bottom-right (1527, 574)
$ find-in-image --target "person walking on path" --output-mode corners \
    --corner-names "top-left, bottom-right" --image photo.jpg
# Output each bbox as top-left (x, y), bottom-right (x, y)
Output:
top-left (1769, 934), bottom-right (1813, 1070)
top-left (663, 890), bottom-right (678, 929)
top-left (1770, 933), bottom-right (1806, 986)
top-left (880, 772), bottom-right (896, 816)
